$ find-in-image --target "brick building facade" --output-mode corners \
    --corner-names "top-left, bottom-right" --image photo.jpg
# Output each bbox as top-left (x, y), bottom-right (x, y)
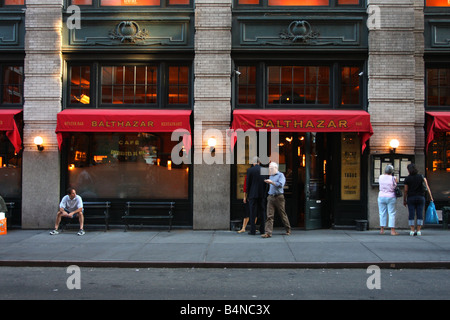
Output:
top-left (0, 0), bottom-right (449, 230)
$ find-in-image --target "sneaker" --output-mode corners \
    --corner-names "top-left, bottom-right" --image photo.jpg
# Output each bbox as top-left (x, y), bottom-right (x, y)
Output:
top-left (77, 229), bottom-right (85, 236)
top-left (410, 231), bottom-right (415, 236)
top-left (417, 231), bottom-right (422, 236)
top-left (49, 229), bottom-right (59, 235)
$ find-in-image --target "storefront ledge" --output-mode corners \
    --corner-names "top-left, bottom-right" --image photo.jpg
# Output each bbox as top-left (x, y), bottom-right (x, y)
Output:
top-left (1, 260), bottom-right (450, 270)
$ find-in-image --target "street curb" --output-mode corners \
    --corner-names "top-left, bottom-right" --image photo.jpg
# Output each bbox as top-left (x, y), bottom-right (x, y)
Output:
top-left (1, 260), bottom-right (450, 269)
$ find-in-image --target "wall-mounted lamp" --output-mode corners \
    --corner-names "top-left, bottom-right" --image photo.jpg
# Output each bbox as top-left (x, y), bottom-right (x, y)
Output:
top-left (390, 139), bottom-right (399, 154)
top-left (34, 136), bottom-right (44, 152)
top-left (208, 137), bottom-right (217, 154)
top-left (232, 70), bottom-right (241, 77)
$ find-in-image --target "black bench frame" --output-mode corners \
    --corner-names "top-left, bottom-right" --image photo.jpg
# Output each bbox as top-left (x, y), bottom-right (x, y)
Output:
top-left (122, 201), bottom-right (175, 232)
top-left (61, 201), bottom-right (111, 232)
top-left (4, 202), bottom-right (14, 228)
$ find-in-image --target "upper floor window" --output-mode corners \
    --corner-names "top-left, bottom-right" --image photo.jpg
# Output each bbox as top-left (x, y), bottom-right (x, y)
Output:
top-left (1, 65), bottom-right (23, 106)
top-left (0, 0), bottom-right (24, 5)
top-left (235, 0), bottom-right (360, 6)
top-left (71, 0), bottom-right (191, 6)
top-left (67, 62), bottom-right (191, 108)
top-left (427, 68), bottom-right (450, 108)
top-left (426, 0), bottom-right (450, 6)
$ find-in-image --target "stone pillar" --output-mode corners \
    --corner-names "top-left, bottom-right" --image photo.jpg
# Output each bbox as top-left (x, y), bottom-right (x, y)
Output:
top-left (367, 0), bottom-right (424, 229)
top-left (193, 0), bottom-right (232, 229)
top-left (21, 0), bottom-right (62, 228)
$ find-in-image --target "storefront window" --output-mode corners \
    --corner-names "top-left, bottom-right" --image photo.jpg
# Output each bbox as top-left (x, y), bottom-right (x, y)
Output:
top-left (1, 65), bottom-right (23, 105)
top-left (0, 133), bottom-right (21, 198)
top-left (427, 68), bottom-right (450, 107)
top-left (101, 65), bottom-right (158, 105)
top-left (267, 66), bottom-right (330, 105)
top-left (67, 132), bottom-right (189, 200)
top-left (237, 66), bottom-right (257, 105)
top-left (341, 66), bottom-right (360, 105)
top-left (426, 0), bottom-right (450, 6)
top-left (426, 132), bottom-right (450, 203)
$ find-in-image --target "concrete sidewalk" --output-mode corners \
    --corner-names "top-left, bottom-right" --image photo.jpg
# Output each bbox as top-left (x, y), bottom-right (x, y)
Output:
top-left (0, 228), bottom-right (449, 269)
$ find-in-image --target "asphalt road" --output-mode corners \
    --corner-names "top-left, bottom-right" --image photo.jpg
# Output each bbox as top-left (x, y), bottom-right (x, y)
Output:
top-left (1, 266), bottom-right (449, 303)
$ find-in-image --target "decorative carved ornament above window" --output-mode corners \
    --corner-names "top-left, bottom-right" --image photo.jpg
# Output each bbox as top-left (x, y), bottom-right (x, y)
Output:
top-left (109, 21), bottom-right (150, 43)
top-left (280, 20), bottom-right (320, 43)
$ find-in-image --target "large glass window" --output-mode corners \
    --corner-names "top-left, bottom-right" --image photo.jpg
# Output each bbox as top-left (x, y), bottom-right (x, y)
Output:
top-left (427, 68), bottom-right (450, 107)
top-left (101, 65), bottom-right (158, 105)
top-left (426, 132), bottom-right (450, 203)
top-left (267, 66), bottom-right (330, 105)
top-left (1, 65), bottom-right (23, 106)
top-left (67, 132), bottom-right (189, 200)
top-left (0, 133), bottom-right (21, 198)
top-left (235, 62), bottom-right (364, 109)
top-left (67, 62), bottom-right (191, 108)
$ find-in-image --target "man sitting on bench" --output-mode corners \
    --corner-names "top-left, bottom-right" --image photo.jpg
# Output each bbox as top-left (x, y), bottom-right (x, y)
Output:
top-left (50, 188), bottom-right (85, 236)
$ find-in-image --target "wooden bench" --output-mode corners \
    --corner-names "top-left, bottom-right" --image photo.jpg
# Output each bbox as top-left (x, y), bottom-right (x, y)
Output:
top-left (61, 201), bottom-right (111, 232)
top-left (122, 201), bottom-right (175, 232)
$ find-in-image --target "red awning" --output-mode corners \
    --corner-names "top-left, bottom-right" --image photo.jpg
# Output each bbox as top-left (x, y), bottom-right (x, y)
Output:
top-left (231, 109), bottom-right (374, 152)
top-left (426, 111), bottom-right (450, 151)
top-left (56, 109), bottom-right (192, 150)
top-left (0, 109), bottom-right (22, 153)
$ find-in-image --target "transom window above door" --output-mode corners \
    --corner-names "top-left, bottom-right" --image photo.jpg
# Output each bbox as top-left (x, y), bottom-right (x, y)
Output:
top-left (235, 0), bottom-right (360, 6)
top-left (70, 0), bottom-right (191, 6)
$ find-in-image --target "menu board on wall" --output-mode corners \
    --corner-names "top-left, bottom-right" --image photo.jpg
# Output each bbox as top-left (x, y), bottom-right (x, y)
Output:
top-left (341, 133), bottom-right (361, 201)
top-left (371, 154), bottom-right (414, 186)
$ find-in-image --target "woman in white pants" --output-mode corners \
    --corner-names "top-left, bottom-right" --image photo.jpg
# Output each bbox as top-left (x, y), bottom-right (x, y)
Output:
top-left (377, 165), bottom-right (399, 235)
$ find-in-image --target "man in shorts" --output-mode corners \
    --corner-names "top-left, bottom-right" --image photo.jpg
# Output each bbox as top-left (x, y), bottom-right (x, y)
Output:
top-left (50, 188), bottom-right (85, 236)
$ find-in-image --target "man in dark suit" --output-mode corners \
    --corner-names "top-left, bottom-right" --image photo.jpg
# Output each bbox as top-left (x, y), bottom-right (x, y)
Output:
top-left (246, 156), bottom-right (267, 235)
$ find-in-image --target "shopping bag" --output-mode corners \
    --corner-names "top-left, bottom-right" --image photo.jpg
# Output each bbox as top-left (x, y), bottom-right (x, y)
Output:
top-left (425, 202), bottom-right (439, 224)
top-left (0, 218), bottom-right (6, 235)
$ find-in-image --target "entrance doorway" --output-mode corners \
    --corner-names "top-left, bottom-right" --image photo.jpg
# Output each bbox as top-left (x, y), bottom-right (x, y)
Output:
top-left (276, 132), bottom-right (332, 229)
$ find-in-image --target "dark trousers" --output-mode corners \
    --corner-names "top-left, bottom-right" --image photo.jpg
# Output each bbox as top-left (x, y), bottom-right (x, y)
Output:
top-left (248, 197), bottom-right (266, 234)
top-left (407, 195), bottom-right (425, 226)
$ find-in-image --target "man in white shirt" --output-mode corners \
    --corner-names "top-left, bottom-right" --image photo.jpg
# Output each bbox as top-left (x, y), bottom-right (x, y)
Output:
top-left (50, 188), bottom-right (85, 236)
top-left (262, 162), bottom-right (291, 238)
